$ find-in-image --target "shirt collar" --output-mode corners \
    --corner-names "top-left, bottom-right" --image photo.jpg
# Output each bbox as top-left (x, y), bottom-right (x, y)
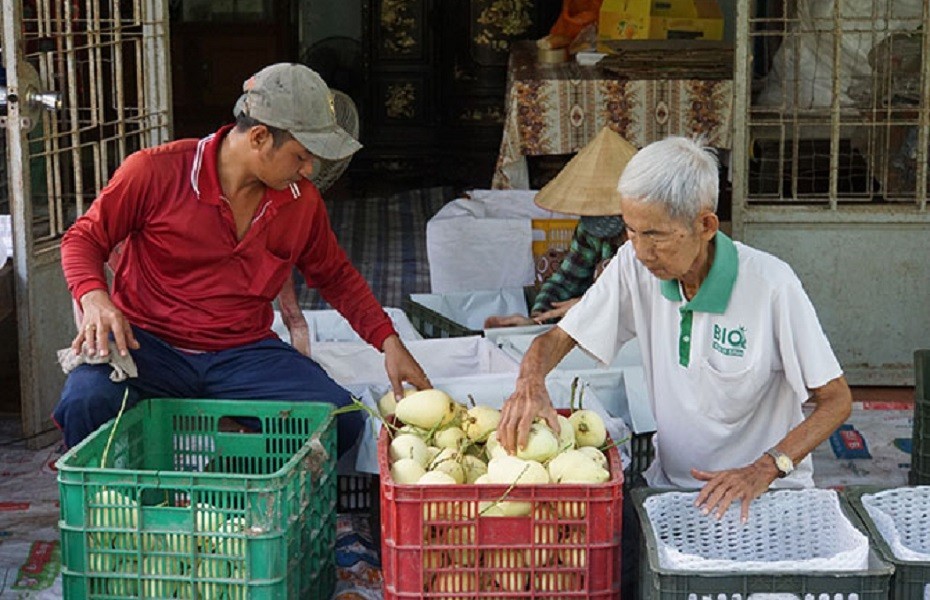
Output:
top-left (659, 231), bottom-right (738, 313)
top-left (189, 124), bottom-right (303, 206)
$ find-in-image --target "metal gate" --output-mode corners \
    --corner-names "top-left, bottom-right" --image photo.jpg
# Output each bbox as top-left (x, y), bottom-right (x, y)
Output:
top-left (2, 0), bottom-right (171, 446)
top-left (731, 0), bottom-right (930, 385)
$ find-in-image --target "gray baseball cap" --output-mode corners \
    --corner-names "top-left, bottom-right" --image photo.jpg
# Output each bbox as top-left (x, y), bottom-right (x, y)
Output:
top-left (233, 63), bottom-right (362, 161)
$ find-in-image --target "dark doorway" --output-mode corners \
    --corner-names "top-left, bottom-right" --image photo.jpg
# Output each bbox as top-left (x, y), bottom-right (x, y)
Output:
top-left (169, 0), bottom-right (298, 140)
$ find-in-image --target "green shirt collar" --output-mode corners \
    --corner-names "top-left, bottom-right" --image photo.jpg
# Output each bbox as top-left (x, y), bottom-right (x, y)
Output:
top-left (659, 231), bottom-right (737, 314)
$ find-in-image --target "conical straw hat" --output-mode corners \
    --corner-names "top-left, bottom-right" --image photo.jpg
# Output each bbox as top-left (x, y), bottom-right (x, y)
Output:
top-left (534, 127), bottom-right (638, 216)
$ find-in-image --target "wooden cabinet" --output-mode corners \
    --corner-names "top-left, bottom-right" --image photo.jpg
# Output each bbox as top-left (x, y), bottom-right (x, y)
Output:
top-left (358, 0), bottom-right (559, 188)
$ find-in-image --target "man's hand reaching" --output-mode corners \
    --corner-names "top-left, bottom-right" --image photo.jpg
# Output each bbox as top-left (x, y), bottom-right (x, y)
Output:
top-left (382, 334), bottom-right (431, 400)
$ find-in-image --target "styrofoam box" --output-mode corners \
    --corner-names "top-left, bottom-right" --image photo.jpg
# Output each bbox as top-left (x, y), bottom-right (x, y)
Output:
top-left (549, 367), bottom-right (656, 436)
top-left (272, 307), bottom-right (422, 344)
top-left (311, 336), bottom-right (519, 388)
top-left (487, 331), bottom-right (656, 435)
top-left (495, 332), bottom-right (643, 372)
top-left (353, 372), bottom-right (632, 474)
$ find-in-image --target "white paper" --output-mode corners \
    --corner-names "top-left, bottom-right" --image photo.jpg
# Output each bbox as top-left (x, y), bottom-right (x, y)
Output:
top-left (311, 336), bottom-right (520, 388)
top-left (271, 307), bottom-right (422, 344)
top-left (426, 190), bottom-right (577, 293)
top-left (410, 288), bottom-right (529, 331)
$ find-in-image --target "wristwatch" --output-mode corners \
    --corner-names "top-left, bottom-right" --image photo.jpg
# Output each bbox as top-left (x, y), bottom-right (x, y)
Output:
top-left (764, 448), bottom-right (794, 478)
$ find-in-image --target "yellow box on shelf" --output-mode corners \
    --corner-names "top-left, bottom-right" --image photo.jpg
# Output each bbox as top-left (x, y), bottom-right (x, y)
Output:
top-left (599, 0), bottom-right (724, 41)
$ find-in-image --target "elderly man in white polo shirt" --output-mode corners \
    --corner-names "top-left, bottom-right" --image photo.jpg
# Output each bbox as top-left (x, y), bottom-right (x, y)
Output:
top-left (498, 136), bottom-right (852, 522)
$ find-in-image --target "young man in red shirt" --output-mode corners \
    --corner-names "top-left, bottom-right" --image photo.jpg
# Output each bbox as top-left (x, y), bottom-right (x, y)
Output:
top-left (54, 63), bottom-right (430, 452)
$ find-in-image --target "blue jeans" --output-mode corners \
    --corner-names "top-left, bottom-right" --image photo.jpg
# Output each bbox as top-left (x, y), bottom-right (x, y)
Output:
top-left (53, 327), bottom-right (363, 455)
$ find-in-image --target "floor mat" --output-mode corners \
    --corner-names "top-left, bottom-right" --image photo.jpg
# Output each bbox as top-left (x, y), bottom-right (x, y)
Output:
top-left (296, 186), bottom-right (455, 310)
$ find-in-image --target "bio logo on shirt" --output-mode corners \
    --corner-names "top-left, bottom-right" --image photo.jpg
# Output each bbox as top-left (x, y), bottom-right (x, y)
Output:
top-left (712, 324), bottom-right (747, 357)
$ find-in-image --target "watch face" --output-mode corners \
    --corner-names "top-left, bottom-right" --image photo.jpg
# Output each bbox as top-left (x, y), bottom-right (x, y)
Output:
top-left (776, 455), bottom-right (793, 473)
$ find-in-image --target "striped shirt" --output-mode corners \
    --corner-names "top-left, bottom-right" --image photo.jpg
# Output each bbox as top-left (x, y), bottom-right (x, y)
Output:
top-left (531, 221), bottom-right (625, 317)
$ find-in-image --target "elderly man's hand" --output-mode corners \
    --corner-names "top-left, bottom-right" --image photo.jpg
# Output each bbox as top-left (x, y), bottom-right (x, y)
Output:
top-left (497, 376), bottom-right (560, 455)
top-left (690, 460), bottom-right (779, 522)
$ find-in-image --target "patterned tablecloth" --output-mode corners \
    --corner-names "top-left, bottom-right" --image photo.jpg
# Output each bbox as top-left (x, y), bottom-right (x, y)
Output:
top-left (493, 41), bottom-right (734, 189)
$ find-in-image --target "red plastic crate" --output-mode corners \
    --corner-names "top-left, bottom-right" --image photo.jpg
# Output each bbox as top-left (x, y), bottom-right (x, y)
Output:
top-left (378, 414), bottom-right (624, 599)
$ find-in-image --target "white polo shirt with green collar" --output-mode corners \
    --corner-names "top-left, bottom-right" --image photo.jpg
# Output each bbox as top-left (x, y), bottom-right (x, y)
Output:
top-left (558, 232), bottom-right (842, 489)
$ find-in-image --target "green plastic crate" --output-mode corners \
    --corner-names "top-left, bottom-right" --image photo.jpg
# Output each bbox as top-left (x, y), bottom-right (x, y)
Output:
top-left (632, 487), bottom-right (894, 600)
top-left (404, 287), bottom-right (537, 339)
top-left (846, 486), bottom-right (930, 600)
top-left (56, 398), bottom-right (337, 600)
top-left (910, 350), bottom-right (930, 485)
top-left (403, 295), bottom-right (479, 338)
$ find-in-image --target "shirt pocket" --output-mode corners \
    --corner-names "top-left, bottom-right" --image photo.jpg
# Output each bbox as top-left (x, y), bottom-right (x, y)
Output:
top-left (697, 358), bottom-right (770, 426)
top-left (246, 248), bottom-right (291, 299)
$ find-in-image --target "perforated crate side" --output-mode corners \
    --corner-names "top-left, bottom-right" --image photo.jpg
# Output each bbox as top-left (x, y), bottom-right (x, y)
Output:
top-left (403, 296), bottom-right (478, 339)
top-left (56, 398), bottom-right (337, 600)
top-left (845, 485), bottom-right (930, 600)
top-left (338, 474), bottom-right (374, 513)
top-left (379, 411), bottom-right (624, 599)
top-left (629, 432), bottom-right (655, 482)
top-left (632, 487), bottom-right (894, 600)
top-left (910, 350), bottom-right (930, 485)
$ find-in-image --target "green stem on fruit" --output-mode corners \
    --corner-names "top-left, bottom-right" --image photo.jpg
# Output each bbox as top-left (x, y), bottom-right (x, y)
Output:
top-left (478, 464), bottom-right (530, 516)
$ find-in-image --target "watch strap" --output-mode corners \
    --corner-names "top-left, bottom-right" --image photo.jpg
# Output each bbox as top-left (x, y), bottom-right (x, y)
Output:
top-left (765, 448), bottom-right (793, 478)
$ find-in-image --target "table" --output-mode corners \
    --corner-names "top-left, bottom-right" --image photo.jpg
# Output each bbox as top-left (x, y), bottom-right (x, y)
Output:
top-left (493, 40), bottom-right (733, 189)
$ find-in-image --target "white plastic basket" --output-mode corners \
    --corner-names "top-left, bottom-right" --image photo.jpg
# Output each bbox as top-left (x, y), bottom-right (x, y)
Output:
top-left (861, 486), bottom-right (930, 562)
top-left (644, 489), bottom-right (870, 572)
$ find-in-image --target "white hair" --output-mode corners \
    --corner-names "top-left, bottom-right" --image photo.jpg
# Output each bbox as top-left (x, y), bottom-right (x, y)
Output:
top-left (617, 136), bottom-right (719, 223)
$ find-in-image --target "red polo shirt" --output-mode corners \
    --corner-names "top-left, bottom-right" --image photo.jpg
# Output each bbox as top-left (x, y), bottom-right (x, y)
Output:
top-left (61, 125), bottom-right (396, 352)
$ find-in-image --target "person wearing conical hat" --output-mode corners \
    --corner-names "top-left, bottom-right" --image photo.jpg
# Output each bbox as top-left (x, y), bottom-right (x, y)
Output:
top-left (485, 127), bottom-right (638, 328)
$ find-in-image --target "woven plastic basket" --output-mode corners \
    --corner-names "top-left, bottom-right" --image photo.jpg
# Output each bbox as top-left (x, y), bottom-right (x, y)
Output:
top-left (644, 489), bottom-right (869, 572)
top-left (846, 485), bottom-right (930, 600)
top-left (633, 487), bottom-right (894, 600)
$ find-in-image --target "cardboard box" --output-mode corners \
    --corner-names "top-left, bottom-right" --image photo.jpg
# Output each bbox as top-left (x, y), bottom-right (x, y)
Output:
top-left (599, 0), bottom-right (724, 41)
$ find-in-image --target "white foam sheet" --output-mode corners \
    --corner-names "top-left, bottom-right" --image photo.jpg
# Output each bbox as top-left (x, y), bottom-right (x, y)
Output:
top-left (271, 307), bottom-right (422, 344)
top-left (311, 336), bottom-right (520, 389)
top-left (410, 288), bottom-right (530, 331)
top-left (861, 487), bottom-right (930, 562)
top-left (644, 489), bottom-right (870, 572)
top-left (353, 372), bottom-right (632, 474)
top-left (426, 189), bottom-right (577, 293)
